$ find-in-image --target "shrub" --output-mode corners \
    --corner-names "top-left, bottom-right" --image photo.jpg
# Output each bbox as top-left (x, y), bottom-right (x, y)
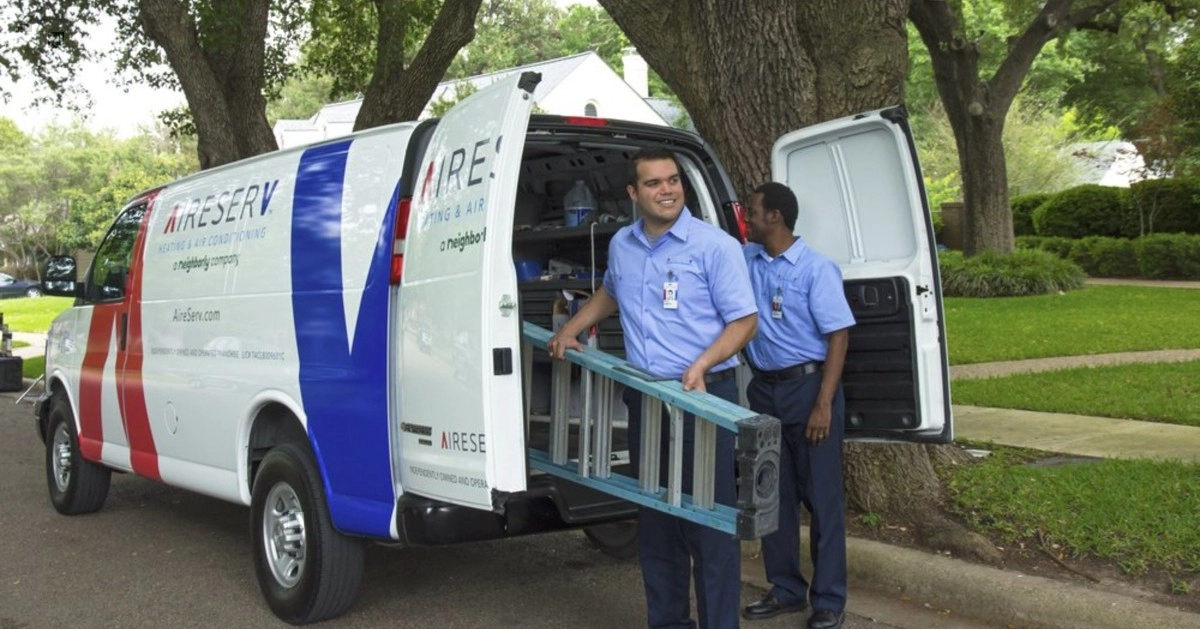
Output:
top-left (1033, 184), bottom-right (1137, 238)
top-left (1068, 236), bottom-right (1140, 278)
top-left (1134, 233), bottom-right (1200, 280)
top-left (939, 249), bottom-right (1086, 297)
top-left (1010, 193), bottom-right (1053, 237)
top-left (1128, 177), bottom-right (1200, 235)
top-left (1016, 235), bottom-right (1075, 259)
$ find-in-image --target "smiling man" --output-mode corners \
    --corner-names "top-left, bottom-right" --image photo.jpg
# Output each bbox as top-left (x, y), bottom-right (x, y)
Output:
top-left (548, 146), bottom-right (757, 628)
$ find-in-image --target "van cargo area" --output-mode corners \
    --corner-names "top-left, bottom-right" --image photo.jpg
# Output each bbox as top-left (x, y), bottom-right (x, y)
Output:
top-left (505, 121), bottom-right (738, 456)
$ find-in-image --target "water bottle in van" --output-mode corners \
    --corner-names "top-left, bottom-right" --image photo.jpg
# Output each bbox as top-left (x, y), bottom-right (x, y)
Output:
top-left (563, 180), bottom-right (596, 227)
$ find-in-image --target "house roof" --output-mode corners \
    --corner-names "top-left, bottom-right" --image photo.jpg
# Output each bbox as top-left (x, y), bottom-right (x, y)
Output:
top-left (645, 97), bottom-right (692, 131)
top-left (443, 51), bottom-right (593, 102)
top-left (301, 52), bottom-right (597, 127)
top-left (315, 100), bottom-right (362, 125)
top-left (272, 119), bottom-right (314, 131)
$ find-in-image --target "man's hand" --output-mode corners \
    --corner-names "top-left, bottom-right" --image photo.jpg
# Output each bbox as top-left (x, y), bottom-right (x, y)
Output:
top-left (681, 363), bottom-right (708, 393)
top-left (547, 330), bottom-right (584, 360)
top-left (806, 403), bottom-right (833, 445)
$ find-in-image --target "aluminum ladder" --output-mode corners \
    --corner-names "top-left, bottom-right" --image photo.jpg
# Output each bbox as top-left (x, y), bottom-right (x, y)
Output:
top-left (521, 321), bottom-right (780, 539)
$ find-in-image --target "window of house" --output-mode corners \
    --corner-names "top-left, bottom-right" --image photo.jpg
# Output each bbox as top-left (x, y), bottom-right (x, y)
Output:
top-left (584, 102), bottom-right (598, 117)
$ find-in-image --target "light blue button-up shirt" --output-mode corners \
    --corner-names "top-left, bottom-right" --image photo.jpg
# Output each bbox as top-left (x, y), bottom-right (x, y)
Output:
top-left (603, 210), bottom-right (757, 379)
top-left (744, 237), bottom-right (855, 370)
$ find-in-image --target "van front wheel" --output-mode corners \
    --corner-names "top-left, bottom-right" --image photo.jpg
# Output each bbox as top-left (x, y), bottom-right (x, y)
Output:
top-left (45, 395), bottom-right (110, 514)
top-left (251, 443), bottom-right (364, 624)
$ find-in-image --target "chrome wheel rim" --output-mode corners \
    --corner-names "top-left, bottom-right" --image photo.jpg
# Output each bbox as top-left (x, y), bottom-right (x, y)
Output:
top-left (262, 481), bottom-right (307, 588)
top-left (51, 423), bottom-right (73, 493)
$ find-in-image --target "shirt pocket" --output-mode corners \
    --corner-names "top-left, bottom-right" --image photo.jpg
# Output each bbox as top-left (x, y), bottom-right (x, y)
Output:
top-left (780, 274), bottom-right (811, 318)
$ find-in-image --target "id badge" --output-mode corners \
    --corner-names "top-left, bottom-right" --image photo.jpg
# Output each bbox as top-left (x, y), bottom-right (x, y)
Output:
top-left (771, 289), bottom-right (784, 319)
top-left (663, 281), bottom-right (679, 310)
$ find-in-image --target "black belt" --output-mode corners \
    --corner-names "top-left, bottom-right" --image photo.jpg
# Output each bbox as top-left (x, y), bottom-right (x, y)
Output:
top-left (750, 361), bottom-right (822, 384)
top-left (704, 368), bottom-right (736, 384)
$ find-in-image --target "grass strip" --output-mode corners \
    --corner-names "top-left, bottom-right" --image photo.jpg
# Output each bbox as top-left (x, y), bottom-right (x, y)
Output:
top-left (0, 296), bottom-right (74, 332)
top-left (952, 361), bottom-right (1200, 427)
top-left (944, 446), bottom-right (1200, 581)
top-left (22, 355), bottom-right (44, 380)
top-left (945, 285), bottom-right (1200, 364)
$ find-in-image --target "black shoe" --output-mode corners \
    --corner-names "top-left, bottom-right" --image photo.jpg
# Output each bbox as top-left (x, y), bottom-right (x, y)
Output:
top-left (807, 609), bottom-right (844, 629)
top-left (742, 594), bottom-right (808, 620)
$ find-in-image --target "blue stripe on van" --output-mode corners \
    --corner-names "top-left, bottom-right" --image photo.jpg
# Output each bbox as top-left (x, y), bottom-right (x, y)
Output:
top-left (292, 140), bottom-right (398, 538)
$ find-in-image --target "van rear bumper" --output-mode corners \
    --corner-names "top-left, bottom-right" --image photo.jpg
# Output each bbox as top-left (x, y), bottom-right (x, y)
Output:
top-left (393, 474), bottom-right (636, 546)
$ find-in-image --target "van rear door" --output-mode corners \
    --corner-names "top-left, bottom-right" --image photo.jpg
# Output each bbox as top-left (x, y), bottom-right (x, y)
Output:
top-left (398, 72), bottom-right (540, 510)
top-left (773, 108), bottom-right (952, 443)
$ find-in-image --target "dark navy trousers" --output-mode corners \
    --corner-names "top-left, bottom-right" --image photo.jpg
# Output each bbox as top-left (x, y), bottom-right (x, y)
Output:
top-left (747, 371), bottom-right (847, 613)
top-left (624, 377), bottom-right (740, 629)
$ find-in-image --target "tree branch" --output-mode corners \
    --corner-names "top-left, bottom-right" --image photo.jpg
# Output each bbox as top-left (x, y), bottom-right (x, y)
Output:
top-left (989, 0), bottom-right (1121, 113)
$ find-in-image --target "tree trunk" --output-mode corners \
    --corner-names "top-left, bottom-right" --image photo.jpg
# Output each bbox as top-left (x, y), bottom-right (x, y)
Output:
top-left (597, 0), bottom-right (906, 198)
top-left (354, 0), bottom-right (484, 131)
top-left (138, 0), bottom-right (277, 169)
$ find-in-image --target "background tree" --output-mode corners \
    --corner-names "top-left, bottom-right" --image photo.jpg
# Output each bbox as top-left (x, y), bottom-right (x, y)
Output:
top-left (303, 0), bottom-right (483, 131)
top-left (1058, 3), bottom-right (1196, 140)
top-left (1159, 22), bottom-right (1200, 175)
top-left (0, 117), bottom-right (196, 274)
top-left (3, 0), bottom-right (484, 169)
top-left (446, 0), bottom-right (563, 79)
top-left (908, 0), bottom-right (1124, 255)
top-left (597, 0), bottom-right (991, 553)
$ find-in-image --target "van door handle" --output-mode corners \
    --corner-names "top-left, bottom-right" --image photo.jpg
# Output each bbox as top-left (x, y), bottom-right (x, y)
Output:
top-left (120, 313), bottom-right (128, 351)
top-left (499, 294), bottom-right (517, 317)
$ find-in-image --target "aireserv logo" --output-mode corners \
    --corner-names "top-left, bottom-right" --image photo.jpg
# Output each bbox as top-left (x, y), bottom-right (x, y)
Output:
top-left (441, 431), bottom-right (486, 453)
top-left (163, 180), bottom-right (280, 234)
top-left (418, 137), bottom-right (498, 205)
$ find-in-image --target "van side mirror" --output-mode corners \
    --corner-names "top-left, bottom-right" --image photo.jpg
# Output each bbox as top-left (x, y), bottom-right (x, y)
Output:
top-left (43, 255), bottom-right (80, 298)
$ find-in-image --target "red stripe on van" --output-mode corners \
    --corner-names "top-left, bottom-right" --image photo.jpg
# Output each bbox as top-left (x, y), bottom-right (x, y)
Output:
top-left (120, 194), bottom-right (160, 481)
top-left (78, 308), bottom-right (117, 462)
top-left (77, 194), bottom-right (160, 480)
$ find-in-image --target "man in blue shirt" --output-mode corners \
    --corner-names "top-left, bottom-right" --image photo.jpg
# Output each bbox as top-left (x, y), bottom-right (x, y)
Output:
top-left (548, 146), bottom-right (757, 628)
top-left (740, 182), bottom-right (855, 629)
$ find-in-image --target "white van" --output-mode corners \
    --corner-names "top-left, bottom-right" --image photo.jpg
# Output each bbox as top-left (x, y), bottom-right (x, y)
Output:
top-left (37, 71), bottom-right (951, 623)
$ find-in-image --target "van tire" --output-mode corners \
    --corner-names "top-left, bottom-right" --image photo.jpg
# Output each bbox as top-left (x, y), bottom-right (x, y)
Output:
top-left (251, 443), bottom-right (364, 624)
top-left (584, 521), bottom-right (639, 560)
top-left (46, 395), bottom-right (111, 515)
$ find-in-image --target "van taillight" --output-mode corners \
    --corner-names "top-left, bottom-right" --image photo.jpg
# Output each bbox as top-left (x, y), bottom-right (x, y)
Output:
top-left (563, 116), bottom-right (609, 127)
top-left (730, 201), bottom-right (748, 243)
top-left (391, 197), bottom-right (412, 284)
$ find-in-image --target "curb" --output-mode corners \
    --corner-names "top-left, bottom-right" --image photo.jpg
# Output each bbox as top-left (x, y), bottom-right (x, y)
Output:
top-left (743, 531), bottom-right (1200, 629)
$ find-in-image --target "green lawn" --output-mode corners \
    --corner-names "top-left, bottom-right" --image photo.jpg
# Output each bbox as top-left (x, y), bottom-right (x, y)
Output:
top-left (945, 285), bottom-right (1200, 365)
top-left (0, 296), bottom-right (73, 332)
top-left (945, 446), bottom-right (1200, 583)
top-left (952, 361), bottom-right (1200, 427)
top-left (22, 355), bottom-right (44, 380)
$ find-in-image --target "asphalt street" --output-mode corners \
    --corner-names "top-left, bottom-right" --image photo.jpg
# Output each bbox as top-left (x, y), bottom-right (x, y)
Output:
top-left (0, 387), bottom-right (902, 629)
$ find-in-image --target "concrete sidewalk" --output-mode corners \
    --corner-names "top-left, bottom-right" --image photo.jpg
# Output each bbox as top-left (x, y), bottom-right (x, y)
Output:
top-left (953, 404), bottom-right (1200, 463)
top-left (10, 331), bottom-right (46, 360)
top-left (950, 348), bottom-right (1200, 380)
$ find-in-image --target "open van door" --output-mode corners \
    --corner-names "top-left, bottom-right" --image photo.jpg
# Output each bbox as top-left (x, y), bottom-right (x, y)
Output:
top-left (773, 107), bottom-right (952, 443)
top-left (398, 72), bottom-right (540, 510)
